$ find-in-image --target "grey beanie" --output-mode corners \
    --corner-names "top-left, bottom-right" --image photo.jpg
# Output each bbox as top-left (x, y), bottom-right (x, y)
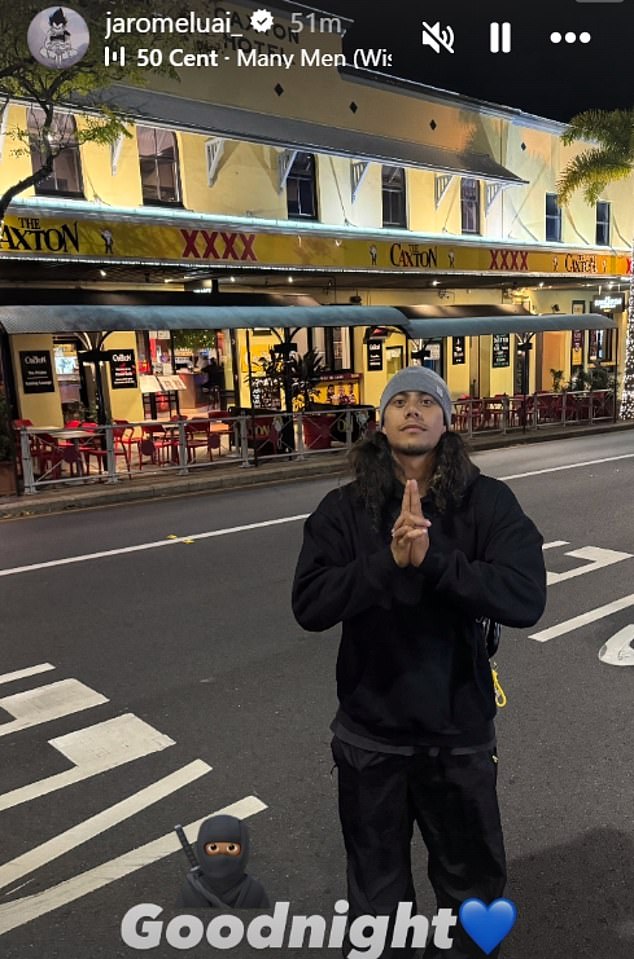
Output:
top-left (379, 366), bottom-right (453, 426)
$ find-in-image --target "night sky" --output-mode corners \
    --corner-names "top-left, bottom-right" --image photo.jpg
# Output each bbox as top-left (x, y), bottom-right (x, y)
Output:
top-left (284, 0), bottom-right (633, 122)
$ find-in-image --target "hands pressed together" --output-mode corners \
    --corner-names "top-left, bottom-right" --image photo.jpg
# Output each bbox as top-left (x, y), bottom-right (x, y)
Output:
top-left (390, 479), bottom-right (432, 568)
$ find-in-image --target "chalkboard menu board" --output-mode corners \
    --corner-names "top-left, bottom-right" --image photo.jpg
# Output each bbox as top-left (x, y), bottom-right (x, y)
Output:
top-left (20, 350), bottom-right (54, 393)
top-left (367, 340), bottom-right (383, 371)
top-left (452, 337), bottom-right (465, 366)
top-left (492, 334), bottom-right (510, 368)
top-left (108, 349), bottom-right (138, 390)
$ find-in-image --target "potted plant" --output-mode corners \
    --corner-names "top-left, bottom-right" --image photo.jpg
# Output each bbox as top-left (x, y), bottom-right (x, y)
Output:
top-left (549, 368), bottom-right (565, 392)
top-left (289, 349), bottom-right (335, 451)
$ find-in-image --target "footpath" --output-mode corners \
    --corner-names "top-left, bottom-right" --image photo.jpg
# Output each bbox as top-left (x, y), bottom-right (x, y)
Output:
top-left (1, 420), bottom-right (633, 520)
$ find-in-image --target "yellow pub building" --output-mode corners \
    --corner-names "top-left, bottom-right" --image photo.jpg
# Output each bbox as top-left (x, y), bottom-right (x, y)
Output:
top-left (0, 0), bottom-right (631, 429)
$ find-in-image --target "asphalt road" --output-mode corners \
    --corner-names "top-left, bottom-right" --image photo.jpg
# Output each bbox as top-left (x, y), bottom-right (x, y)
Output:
top-left (0, 432), bottom-right (633, 959)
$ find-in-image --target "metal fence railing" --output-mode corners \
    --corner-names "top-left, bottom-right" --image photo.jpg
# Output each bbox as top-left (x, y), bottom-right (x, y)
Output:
top-left (12, 390), bottom-right (617, 494)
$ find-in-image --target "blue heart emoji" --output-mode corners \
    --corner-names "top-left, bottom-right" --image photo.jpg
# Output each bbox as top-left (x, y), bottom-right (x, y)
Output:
top-left (458, 898), bottom-right (517, 955)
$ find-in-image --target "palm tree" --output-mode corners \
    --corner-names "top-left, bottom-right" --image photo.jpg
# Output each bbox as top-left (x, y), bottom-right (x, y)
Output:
top-left (557, 109), bottom-right (634, 419)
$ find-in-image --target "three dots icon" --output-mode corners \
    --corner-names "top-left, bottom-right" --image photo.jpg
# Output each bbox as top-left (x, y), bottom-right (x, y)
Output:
top-left (550, 31), bottom-right (592, 44)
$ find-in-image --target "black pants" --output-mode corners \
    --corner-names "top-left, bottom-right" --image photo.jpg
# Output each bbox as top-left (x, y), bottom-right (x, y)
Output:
top-left (331, 737), bottom-right (507, 959)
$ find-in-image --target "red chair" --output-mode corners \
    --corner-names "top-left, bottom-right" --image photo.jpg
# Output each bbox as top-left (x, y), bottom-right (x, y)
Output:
top-left (33, 433), bottom-right (78, 479)
top-left (185, 420), bottom-right (212, 463)
top-left (77, 422), bottom-right (105, 474)
top-left (113, 420), bottom-right (137, 463)
top-left (185, 419), bottom-right (215, 462)
top-left (80, 423), bottom-right (132, 476)
top-left (138, 424), bottom-right (174, 468)
top-left (208, 410), bottom-right (233, 451)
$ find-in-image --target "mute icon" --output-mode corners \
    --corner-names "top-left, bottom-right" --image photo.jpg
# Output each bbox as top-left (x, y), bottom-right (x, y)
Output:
top-left (490, 22), bottom-right (512, 53)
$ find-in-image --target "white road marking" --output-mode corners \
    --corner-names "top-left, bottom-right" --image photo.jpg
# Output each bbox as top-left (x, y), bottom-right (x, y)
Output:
top-left (547, 546), bottom-right (632, 585)
top-left (0, 452), bottom-right (631, 580)
top-left (0, 515), bottom-right (310, 578)
top-left (0, 663), bottom-right (55, 685)
top-left (530, 593), bottom-right (634, 642)
top-left (0, 759), bottom-right (211, 890)
top-left (542, 541), bottom-right (569, 550)
top-left (0, 680), bottom-right (107, 738)
top-left (0, 714), bottom-right (175, 812)
top-left (0, 794), bottom-right (267, 936)
top-left (499, 452), bottom-right (634, 481)
top-left (598, 626), bottom-right (634, 666)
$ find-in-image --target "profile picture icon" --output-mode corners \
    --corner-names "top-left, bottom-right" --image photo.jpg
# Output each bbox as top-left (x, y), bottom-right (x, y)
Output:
top-left (27, 6), bottom-right (90, 69)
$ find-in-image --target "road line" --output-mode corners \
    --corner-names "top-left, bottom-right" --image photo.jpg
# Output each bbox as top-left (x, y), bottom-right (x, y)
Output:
top-left (0, 680), bottom-right (108, 738)
top-left (0, 714), bottom-right (175, 812)
top-left (500, 452), bottom-right (634, 482)
top-left (0, 514), bottom-right (310, 578)
top-left (0, 794), bottom-right (267, 935)
top-left (542, 541), bottom-right (569, 550)
top-left (1, 455), bottom-right (632, 579)
top-left (0, 663), bottom-right (55, 685)
top-left (0, 759), bottom-right (211, 890)
top-left (530, 593), bottom-right (634, 642)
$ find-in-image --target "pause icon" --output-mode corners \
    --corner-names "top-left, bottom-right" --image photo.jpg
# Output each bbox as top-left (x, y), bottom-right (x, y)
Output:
top-left (490, 22), bottom-right (511, 54)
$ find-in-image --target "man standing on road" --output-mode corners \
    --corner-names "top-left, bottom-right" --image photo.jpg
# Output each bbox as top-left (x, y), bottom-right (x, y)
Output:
top-left (292, 367), bottom-right (547, 958)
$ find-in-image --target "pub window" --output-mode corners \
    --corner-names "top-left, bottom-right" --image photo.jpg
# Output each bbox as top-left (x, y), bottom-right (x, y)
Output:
top-left (596, 201), bottom-right (611, 246)
top-left (286, 152), bottom-right (318, 219)
top-left (312, 327), bottom-right (352, 371)
top-left (28, 107), bottom-right (84, 198)
top-left (382, 166), bottom-right (407, 228)
top-left (137, 126), bottom-right (182, 205)
top-left (545, 193), bottom-right (562, 242)
top-left (589, 328), bottom-right (614, 363)
top-left (460, 178), bottom-right (481, 234)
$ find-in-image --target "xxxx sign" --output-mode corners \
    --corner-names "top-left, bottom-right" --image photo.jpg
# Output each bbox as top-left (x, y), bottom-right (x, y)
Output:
top-left (489, 249), bottom-right (530, 271)
top-left (180, 230), bottom-right (257, 261)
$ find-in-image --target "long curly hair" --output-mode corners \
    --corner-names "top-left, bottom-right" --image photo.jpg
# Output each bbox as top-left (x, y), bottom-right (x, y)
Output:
top-left (347, 428), bottom-right (475, 531)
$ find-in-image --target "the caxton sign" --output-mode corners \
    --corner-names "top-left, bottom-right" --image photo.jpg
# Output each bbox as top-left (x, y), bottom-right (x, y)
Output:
top-left (564, 253), bottom-right (600, 274)
top-left (390, 243), bottom-right (438, 269)
top-left (0, 217), bottom-right (80, 253)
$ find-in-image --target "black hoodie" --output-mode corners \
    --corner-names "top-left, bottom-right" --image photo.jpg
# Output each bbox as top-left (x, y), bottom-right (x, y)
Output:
top-left (292, 468), bottom-right (546, 748)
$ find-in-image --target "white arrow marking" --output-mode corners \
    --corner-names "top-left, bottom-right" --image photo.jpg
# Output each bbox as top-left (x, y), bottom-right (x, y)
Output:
top-left (0, 680), bottom-right (107, 737)
top-left (598, 626), bottom-right (634, 666)
top-left (0, 794), bottom-right (267, 936)
top-left (530, 593), bottom-right (634, 642)
top-left (0, 714), bottom-right (175, 812)
top-left (547, 546), bottom-right (632, 586)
